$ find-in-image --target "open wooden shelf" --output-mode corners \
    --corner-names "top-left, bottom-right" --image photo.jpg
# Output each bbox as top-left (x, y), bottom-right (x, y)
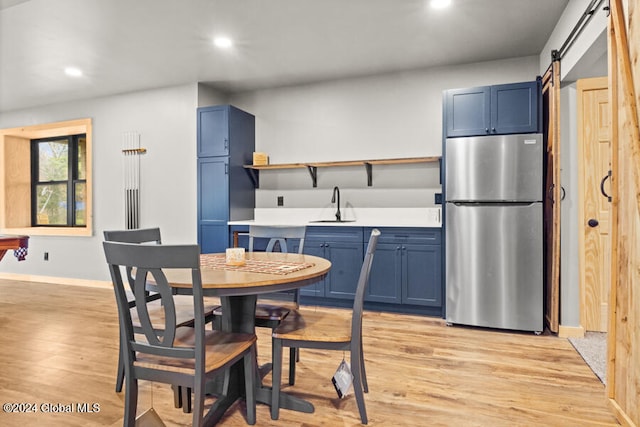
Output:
top-left (243, 156), bottom-right (441, 187)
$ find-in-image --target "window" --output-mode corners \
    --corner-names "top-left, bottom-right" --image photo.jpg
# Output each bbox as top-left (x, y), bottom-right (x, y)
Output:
top-left (0, 118), bottom-right (92, 237)
top-left (31, 134), bottom-right (86, 227)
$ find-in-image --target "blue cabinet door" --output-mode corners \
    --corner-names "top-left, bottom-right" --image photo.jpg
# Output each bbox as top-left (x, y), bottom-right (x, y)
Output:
top-left (366, 242), bottom-right (402, 304)
top-left (491, 81), bottom-right (539, 134)
top-left (325, 241), bottom-right (364, 299)
top-left (300, 241), bottom-right (326, 297)
top-left (197, 157), bottom-right (228, 253)
top-left (197, 106), bottom-right (229, 157)
top-left (402, 244), bottom-right (442, 307)
top-left (445, 86), bottom-right (490, 137)
top-left (200, 224), bottom-right (229, 254)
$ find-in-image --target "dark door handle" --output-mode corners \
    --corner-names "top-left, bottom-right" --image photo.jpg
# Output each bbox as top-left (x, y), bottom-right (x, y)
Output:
top-left (588, 219), bottom-right (599, 228)
top-left (600, 170), bottom-right (612, 202)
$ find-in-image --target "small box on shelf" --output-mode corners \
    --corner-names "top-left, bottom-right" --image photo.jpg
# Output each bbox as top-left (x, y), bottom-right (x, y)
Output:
top-left (253, 152), bottom-right (269, 165)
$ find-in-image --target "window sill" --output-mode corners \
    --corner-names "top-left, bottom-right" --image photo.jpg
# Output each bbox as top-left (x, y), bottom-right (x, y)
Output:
top-left (1, 227), bottom-right (92, 237)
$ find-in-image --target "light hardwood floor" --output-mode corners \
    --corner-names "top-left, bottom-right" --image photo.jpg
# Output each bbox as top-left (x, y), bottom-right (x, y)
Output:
top-left (0, 279), bottom-right (619, 426)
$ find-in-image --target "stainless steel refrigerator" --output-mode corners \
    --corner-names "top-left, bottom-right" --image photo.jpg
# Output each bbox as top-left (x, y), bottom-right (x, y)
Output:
top-left (445, 133), bottom-right (543, 333)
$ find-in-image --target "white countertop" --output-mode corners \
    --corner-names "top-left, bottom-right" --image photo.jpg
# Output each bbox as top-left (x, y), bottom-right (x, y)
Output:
top-left (228, 207), bottom-right (442, 228)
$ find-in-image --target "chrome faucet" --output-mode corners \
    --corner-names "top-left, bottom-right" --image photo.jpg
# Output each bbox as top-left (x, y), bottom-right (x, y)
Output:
top-left (331, 186), bottom-right (341, 221)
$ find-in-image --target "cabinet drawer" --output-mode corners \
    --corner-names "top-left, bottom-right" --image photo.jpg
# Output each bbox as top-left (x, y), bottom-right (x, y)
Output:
top-left (305, 226), bottom-right (363, 243)
top-left (365, 227), bottom-right (441, 245)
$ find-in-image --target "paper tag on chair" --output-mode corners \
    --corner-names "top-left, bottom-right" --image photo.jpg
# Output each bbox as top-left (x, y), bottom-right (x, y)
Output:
top-left (135, 407), bottom-right (166, 427)
top-left (332, 359), bottom-right (353, 399)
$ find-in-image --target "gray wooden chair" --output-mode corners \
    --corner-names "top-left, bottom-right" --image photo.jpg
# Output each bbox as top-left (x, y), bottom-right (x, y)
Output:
top-left (103, 241), bottom-right (257, 426)
top-left (270, 228), bottom-right (380, 425)
top-left (103, 228), bottom-right (220, 397)
top-left (249, 225), bottom-right (306, 325)
top-left (214, 225), bottom-right (306, 382)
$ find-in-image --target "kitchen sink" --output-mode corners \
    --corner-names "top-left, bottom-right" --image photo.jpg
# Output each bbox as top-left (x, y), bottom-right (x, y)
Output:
top-left (309, 219), bottom-right (356, 223)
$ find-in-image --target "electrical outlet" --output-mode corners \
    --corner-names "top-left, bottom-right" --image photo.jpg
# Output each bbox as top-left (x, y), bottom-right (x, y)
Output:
top-left (44, 252), bottom-right (49, 261)
top-left (277, 196), bottom-right (284, 206)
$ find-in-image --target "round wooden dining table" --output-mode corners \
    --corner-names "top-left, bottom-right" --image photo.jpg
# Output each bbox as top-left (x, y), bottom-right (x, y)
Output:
top-left (163, 251), bottom-right (331, 422)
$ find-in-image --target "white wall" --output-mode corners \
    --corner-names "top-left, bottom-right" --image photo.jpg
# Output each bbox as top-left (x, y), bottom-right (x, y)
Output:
top-left (231, 55), bottom-right (540, 210)
top-left (0, 84), bottom-right (199, 281)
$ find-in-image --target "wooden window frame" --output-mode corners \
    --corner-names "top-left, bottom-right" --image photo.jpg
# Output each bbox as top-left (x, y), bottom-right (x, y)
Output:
top-left (0, 118), bottom-right (92, 236)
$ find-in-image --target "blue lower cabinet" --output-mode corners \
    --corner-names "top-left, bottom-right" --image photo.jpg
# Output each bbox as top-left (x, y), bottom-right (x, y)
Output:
top-left (301, 227), bottom-right (363, 299)
top-left (229, 225), bottom-right (444, 316)
top-left (366, 227), bottom-right (442, 310)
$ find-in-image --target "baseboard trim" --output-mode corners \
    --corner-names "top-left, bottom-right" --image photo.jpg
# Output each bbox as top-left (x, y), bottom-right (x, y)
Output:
top-left (0, 272), bottom-right (111, 290)
top-left (558, 324), bottom-right (585, 338)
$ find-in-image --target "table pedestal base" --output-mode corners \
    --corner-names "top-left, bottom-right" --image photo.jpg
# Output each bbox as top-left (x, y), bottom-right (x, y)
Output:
top-left (201, 294), bottom-right (314, 424)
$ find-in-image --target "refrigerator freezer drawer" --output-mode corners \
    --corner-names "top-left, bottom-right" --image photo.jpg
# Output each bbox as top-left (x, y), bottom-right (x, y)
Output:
top-left (445, 134), bottom-right (543, 202)
top-left (445, 202), bottom-right (543, 332)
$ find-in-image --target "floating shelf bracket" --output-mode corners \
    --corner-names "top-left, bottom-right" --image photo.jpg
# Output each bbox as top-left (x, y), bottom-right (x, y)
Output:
top-left (246, 168), bottom-right (259, 188)
top-left (306, 166), bottom-right (318, 187)
top-left (364, 162), bottom-right (373, 186)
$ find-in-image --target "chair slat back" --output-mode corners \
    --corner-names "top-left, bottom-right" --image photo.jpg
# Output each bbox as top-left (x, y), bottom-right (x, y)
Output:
top-left (103, 228), bottom-right (162, 293)
top-left (103, 227), bottom-right (162, 244)
top-left (351, 229), bottom-right (380, 349)
top-left (248, 225), bottom-right (306, 254)
top-left (103, 242), bottom-right (203, 362)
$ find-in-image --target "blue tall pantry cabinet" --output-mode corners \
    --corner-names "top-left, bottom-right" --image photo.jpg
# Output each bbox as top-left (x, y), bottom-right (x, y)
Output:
top-left (197, 105), bottom-right (255, 253)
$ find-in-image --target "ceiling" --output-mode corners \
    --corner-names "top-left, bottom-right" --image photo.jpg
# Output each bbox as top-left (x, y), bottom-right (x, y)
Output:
top-left (0, 0), bottom-right (570, 113)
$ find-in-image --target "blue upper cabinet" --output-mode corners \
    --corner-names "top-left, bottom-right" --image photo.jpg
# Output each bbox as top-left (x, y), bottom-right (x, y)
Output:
top-left (197, 105), bottom-right (255, 253)
top-left (445, 80), bottom-right (540, 137)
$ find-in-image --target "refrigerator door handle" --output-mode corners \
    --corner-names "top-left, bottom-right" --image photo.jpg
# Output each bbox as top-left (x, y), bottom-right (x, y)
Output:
top-left (452, 201), bottom-right (538, 207)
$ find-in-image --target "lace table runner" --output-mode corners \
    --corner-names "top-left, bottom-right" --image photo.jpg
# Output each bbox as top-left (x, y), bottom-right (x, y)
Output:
top-left (200, 254), bottom-right (314, 275)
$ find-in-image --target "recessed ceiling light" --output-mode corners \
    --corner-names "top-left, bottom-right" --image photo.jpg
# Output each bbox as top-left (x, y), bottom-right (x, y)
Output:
top-left (430, 0), bottom-right (451, 9)
top-left (64, 67), bottom-right (83, 77)
top-left (213, 36), bottom-right (233, 49)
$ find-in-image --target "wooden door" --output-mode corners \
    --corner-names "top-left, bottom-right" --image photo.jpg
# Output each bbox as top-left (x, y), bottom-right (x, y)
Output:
top-left (577, 77), bottom-right (611, 332)
top-left (542, 63), bottom-right (561, 334)
top-left (607, 1), bottom-right (640, 424)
